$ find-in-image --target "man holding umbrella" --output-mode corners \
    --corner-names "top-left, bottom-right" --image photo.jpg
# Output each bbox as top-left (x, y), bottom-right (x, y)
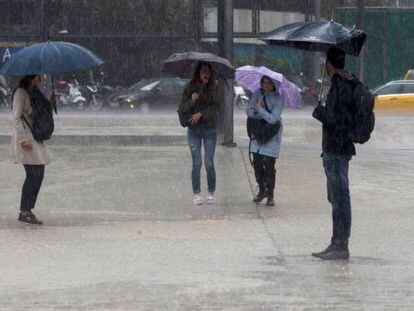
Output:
top-left (262, 20), bottom-right (368, 261)
top-left (312, 47), bottom-right (356, 260)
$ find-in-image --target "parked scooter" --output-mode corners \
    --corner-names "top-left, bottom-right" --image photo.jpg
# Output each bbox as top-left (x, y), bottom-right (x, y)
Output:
top-left (0, 74), bottom-right (11, 110)
top-left (84, 72), bottom-right (123, 111)
top-left (234, 85), bottom-right (250, 110)
top-left (55, 77), bottom-right (87, 110)
top-left (84, 80), bottom-right (104, 111)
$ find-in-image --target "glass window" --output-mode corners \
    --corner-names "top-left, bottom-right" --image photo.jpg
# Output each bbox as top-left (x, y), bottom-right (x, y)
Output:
top-left (173, 80), bottom-right (188, 93)
top-left (376, 84), bottom-right (402, 95)
top-left (140, 81), bottom-right (160, 91)
top-left (402, 84), bottom-right (414, 94)
top-left (158, 80), bottom-right (175, 93)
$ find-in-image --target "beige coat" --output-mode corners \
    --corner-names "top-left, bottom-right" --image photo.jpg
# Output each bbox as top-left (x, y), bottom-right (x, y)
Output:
top-left (11, 87), bottom-right (50, 165)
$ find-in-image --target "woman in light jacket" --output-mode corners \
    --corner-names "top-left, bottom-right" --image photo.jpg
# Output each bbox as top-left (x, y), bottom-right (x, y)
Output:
top-left (246, 75), bottom-right (284, 206)
top-left (11, 75), bottom-right (54, 225)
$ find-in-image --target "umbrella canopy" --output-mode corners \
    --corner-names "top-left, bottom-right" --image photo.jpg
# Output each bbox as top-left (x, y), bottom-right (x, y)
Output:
top-left (162, 51), bottom-right (235, 79)
top-left (236, 66), bottom-right (302, 109)
top-left (0, 41), bottom-right (104, 76)
top-left (261, 20), bottom-right (366, 56)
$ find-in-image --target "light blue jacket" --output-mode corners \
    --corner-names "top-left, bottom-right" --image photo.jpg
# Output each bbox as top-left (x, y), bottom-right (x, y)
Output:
top-left (246, 89), bottom-right (284, 158)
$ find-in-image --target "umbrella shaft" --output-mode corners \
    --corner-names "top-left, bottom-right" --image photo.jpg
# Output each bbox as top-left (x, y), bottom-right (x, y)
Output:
top-left (318, 58), bottom-right (327, 105)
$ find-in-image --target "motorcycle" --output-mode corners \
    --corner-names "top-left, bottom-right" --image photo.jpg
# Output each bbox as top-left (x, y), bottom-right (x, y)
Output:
top-left (84, 80), bottom-right (104, 111)
top-left (55, 78), bottom-right (87, 110)
top-left (234, 85), bottom-right (250, 110)
top-left (89, 72), bottom-right (123, 110)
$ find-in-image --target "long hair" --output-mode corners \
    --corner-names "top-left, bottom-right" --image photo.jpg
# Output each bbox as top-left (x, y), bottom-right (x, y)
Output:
top-left (12, 75), bottom-right (37, 99)
top-left (260, 75), bottom-right (276, 93)
top-left (191, 61), bottom-right (217, 91)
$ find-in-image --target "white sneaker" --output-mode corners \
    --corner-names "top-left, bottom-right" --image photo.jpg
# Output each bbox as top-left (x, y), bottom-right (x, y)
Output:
top-left (193, 194), bottom-right (203, 205)
top-left (206, 194), bottom-right (216, 204)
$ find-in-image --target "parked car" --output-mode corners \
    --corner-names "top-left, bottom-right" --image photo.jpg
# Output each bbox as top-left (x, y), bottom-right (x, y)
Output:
top-left (108, 78), bottom-right (188, 113)
top-left (372, 80), bottom-right (414, 113)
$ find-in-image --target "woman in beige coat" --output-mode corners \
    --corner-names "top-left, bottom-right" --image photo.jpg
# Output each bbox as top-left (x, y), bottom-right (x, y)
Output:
top-left (11, 75), bottom-right (54, 225)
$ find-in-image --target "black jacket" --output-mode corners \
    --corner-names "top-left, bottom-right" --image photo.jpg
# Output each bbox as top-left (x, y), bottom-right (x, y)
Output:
top-left (312, 72), bottom-right (356, 156)
top-left (179, 81), bottom-right (220, 130)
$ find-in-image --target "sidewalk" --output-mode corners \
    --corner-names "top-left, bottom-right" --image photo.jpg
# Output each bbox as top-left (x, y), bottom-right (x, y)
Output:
top-left (0, 110), bottom-right (413, 309)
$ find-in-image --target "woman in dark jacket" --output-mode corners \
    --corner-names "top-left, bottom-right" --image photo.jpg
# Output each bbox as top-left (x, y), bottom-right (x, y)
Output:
top-left (179, 62), bottom-right (220, 205)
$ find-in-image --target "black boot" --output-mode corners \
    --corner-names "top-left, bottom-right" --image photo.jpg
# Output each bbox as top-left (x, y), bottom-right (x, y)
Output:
top-left (312, 245), bottom-right (350, 260)
top-left (18, 211), bottom-right (43, 226)
top-left (265, 190), bottom-right (275, 207)
top-left (253, 189), bottom-right (267, 203)
top-left (266, 196), bottom-right (275, 207)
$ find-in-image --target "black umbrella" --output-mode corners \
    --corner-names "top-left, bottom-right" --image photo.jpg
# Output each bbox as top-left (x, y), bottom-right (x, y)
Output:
top-left (261, 20), bottom-right (366, 56)
top-left (162, 51), bottom-right (235, 79)
top-left (261, 20), bottom-right (367, 104)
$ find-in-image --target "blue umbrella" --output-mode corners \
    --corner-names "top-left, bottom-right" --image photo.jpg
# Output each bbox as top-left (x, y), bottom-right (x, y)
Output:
top-left (0, 41), bottom-right (104, 76)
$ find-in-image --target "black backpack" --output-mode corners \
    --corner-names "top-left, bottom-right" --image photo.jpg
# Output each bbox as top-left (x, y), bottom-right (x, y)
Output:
top-left (22, 88), bottom-right (55, 142)
top-left (246, 96), bottom-right (280, 145)
top-left (347, 75), bottom-right (375, 144)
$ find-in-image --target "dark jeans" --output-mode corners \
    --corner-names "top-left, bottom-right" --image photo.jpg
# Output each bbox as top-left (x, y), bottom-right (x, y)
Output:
top-left (323, 153), bottom-right (352, 247)
top-left (187, 128), bottom-right (217, 194)
top-left (20, 164), bottom-right (45, 212)
top-left (252, 153), bottom-right (276, 196)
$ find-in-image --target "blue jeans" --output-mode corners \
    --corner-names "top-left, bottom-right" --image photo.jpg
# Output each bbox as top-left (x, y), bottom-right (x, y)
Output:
top-left (323, 153), bottom-right (352, 247)
top-left (187, 128), bottom-right (217, 194)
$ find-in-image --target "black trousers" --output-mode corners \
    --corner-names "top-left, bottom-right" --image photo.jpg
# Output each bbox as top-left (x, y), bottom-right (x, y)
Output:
top-left (252, 153), bottom-right (276, 196)
top-left (20, 165), bottom-right (45, 212)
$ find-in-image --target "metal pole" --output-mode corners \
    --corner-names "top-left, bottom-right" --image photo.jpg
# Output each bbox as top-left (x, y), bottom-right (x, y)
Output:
top-left (194, 0), bottom-right (203, 52)
top-left (313, 0), bottom-right (322, 81)
top-left (382, 11), bottom-right (388, 82)
top-left (331, 0), bottom-right (338, 20)
top-left (40, 0), bottom-right (47, 41)
top-left (217, 0), bottom-right (235, 147)
top-left (355, 0), bottom-right (365, 82)
top-left (318, 58), bottom-right (327, 106)
top-left (314, 0), bottom-right (321, 21)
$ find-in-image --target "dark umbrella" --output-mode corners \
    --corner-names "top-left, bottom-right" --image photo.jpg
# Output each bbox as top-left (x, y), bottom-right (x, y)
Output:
top-left (0, 41), bottom-right (103, 112)
top-left (261, 20), bottom-right (367, 104)
top-left (162, 51), bottom-right (235, 79)
top-left (0, 41), bottom-right (103, 76)
top-left (261, 20), bottom-right (366, 56)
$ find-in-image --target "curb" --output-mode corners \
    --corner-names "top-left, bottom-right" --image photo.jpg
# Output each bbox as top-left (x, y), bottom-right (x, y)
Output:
top-left (0, 135), bottom-right (188, 146)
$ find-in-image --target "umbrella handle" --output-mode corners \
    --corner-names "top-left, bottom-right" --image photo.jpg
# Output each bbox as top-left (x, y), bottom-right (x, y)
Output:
top-left (51, 75), bottom-right (55, 94)
top-left (51, 75), bottom-right (57, 114)
top-left (318, 57), bottom-right (327, 106)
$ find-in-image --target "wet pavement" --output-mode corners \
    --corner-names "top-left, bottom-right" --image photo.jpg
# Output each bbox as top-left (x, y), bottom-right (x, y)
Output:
top-left (0, 109), bottom-right (413, 309)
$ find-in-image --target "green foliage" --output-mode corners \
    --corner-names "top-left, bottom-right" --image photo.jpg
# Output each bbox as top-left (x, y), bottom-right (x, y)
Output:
top-left (260, 56), bottom-right (295, 75)
top-left (93, 0), bottom-right (192, 34)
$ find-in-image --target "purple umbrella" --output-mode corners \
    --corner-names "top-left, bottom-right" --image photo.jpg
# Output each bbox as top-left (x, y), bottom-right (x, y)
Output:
top-left (235, 65), bottom-right (302, 109)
